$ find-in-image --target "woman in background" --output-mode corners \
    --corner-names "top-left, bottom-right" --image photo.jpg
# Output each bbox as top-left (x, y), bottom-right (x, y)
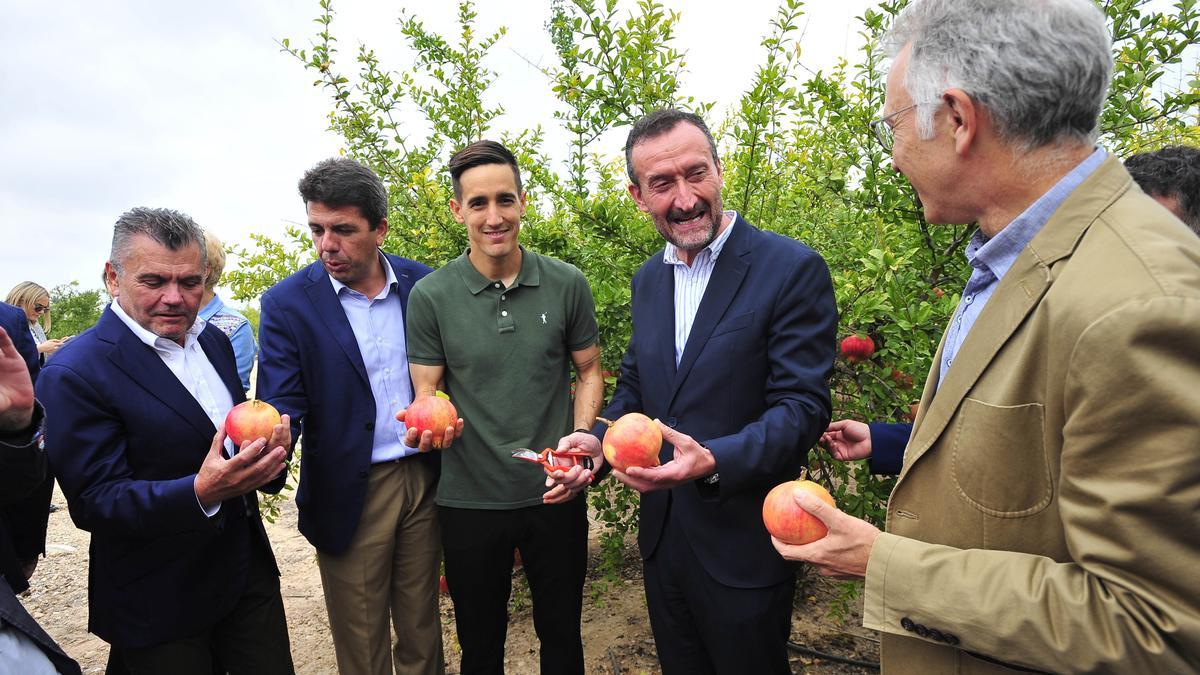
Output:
top-left (5, 282), bottom-right (67, 362)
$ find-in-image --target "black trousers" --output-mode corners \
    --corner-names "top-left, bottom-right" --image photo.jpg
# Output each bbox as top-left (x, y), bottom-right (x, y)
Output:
top-left (643, 504), bottom-right (796, 675)
top-left (111, 538), bottom-right (294, 675)
top-left (440, 497), bottom-right (588, 675)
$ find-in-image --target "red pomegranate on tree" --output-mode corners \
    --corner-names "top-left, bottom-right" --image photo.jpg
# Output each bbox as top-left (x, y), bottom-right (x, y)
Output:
top-left (840, 335), bottom-right (875, 363)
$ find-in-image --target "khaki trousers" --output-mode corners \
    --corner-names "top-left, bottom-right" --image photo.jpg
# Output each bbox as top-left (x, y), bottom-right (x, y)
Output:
top-left (317, 458), bottom-right (444, 675)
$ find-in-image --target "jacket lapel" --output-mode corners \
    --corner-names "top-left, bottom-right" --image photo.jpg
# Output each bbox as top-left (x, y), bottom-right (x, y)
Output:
top-left (669, 217), bottom-right (750, 405)
top-left (899, 254), bottom-right (1051, 477)
top-left (97, 309), bottom-right (217, 443)
top-left (303, 263), bottom-right (371, 389)
top-left (898, 156), bottom-right (1132, 479)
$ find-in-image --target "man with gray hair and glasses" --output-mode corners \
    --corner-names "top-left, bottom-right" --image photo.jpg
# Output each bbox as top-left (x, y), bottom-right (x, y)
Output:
top-left (36, 207), bottom-right (295, 674)
top-left (773, 1), bottom-right (1200, 672)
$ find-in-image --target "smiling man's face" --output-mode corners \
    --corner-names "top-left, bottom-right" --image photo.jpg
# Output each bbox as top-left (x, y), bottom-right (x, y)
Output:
top-left (627, 121), bottom-right (726, 265)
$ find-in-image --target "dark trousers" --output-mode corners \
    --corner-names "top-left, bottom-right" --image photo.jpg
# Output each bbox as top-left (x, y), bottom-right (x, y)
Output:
top-left (643, 505), bottom-right (795, 675)
top-left (440, 497), bottom-right (588, 675)
top-left (111, 538), bottom-right (294, 675)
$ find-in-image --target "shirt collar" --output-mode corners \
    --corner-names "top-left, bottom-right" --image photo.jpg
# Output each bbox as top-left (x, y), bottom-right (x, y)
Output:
top-left (198, 293), bottom-right (224, 321)
top-left (110, 299), bottom-right (205, 350)
top-left (663, 211), bottom-right (737, 266)
top-left (967, 147), bottom-right (1107, 280)
top-left (329, 250), bottom-right (397, 300)
top-left (456, 246), bottom-right (540, 295)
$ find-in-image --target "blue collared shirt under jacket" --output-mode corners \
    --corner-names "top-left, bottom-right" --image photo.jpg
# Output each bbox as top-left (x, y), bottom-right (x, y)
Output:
top-left (939, 147), bottom-right (1107, 385)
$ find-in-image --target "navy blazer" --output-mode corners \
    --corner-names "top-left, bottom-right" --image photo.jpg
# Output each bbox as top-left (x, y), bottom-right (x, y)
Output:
top-left (0, 302), bottom-right (38, 382)
top-left (868, 422), bottom-right (912, 475)
top-left (35, 308), bottom-right (281, 648)
top-left (597, 216), bottom-right (837, 588)
top-left (256, 253), bottom-right (433, 555)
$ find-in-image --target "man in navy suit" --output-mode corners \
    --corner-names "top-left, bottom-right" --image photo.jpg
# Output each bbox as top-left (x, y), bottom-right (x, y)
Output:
top-left (36, 207), bottom-right (294, 674)
top-left (257, 158), bottom-right (454, 675)
top-left (548, 109), bottom-right (837, 673)
top-left (0, 325), bottom-right (81, 675)
top-left (0, 301), bottom-right (48, 591)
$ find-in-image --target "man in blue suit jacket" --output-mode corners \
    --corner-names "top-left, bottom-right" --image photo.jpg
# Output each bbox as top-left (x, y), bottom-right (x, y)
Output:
top-left (549, 109), bottom-right (837, 674)
top-left (36, 207), bottom-right (294, 674)
top-left (0, 301), bottom-right (48, 592)
top-left (257, 158), bottom-right (449, 675)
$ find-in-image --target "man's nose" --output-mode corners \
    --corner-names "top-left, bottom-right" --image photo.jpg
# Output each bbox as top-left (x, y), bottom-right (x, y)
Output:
top-left (162, 283), bottom-right (185, 305)
top-left (318, 233), bottom-right (338, 253)
top-left (484, 203), bottom-right (504, 226)
top-left (671, 180), bottom-right (699, 212)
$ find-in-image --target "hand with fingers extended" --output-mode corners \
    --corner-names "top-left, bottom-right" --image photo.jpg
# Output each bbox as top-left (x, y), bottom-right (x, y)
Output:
top-left (769, 488), bottom-right (880, 579)
top-left (0, 327), bottom-right (34, 431)
top-left (542, 431), bottom-right (602, 504)
top-left (820, 419), bottom-right (873, 461)
top-left (194, 418), bottom-right (291, 510)
top-left (396, 408), bottom-right (464, 453)
top-left (616, 420), bottom-right (716, 493)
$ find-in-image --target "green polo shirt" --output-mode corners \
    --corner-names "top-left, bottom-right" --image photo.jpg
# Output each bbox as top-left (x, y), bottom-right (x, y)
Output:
top-left (406, 247), bottom-right (599, 509)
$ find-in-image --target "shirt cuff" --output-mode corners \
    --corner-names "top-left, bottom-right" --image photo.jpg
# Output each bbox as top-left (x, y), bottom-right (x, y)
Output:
top-left (194, 476), bottom-right (222, 518)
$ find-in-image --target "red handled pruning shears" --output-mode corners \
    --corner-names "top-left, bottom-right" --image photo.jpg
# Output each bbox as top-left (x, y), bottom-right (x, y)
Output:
top-left (511, 448), bottom-right (594, 472)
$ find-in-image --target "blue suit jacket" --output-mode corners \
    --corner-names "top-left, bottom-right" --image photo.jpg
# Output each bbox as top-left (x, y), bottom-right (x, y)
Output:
top-left (868, 422), bottom-right (912, 475)
top-left (35, 308), bottom-right (281, 648)
top-left (597, 216), bottom-right (837, 587)
top-left (256, 253), bottom-right (433, 555)
top-left (0, 302), bottom-right (38, 382)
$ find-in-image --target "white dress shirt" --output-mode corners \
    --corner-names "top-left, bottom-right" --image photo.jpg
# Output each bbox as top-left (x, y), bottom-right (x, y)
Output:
top-left (663, 212), bottom-right (738, 366)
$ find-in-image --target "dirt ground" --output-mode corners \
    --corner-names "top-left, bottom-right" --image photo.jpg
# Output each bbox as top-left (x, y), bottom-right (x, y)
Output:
top-left (23, 486), bottom-right (880, 674)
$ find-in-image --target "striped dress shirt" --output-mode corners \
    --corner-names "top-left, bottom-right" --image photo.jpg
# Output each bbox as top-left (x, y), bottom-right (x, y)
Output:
top-left (663, 212), bottom-right (737, 366)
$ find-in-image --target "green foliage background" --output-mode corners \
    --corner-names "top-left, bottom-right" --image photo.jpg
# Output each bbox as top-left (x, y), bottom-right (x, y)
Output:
top-left (222, 0), bottom-right (1198, 591)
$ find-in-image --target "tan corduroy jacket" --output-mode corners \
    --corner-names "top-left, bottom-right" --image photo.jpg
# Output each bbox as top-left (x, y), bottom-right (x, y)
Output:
top-left (863, 157), bottom-right (1200, 674)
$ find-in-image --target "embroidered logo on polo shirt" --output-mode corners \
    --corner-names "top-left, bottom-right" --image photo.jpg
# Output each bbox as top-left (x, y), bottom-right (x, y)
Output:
top-left (540, 313), bottom-right (548, 325)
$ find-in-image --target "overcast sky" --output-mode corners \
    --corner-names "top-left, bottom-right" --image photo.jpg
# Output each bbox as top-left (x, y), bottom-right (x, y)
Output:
top-left (0, 0), bottom-right (884, 295)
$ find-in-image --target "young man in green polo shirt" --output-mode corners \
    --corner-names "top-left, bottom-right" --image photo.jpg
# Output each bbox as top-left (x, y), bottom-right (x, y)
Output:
top-left (405, 140), bottom-right (604, 674)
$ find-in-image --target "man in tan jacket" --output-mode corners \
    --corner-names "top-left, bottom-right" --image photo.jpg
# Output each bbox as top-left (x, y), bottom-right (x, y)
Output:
top-left (773, 0), bottom-right (1200, 672)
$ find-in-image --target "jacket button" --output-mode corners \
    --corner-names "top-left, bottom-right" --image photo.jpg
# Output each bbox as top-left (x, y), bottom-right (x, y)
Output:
top-left (365, 421), bottom-right (375, 431)
top-left (900, 617), bottom-right (915, 632)
top-left (666, 417), bottom-right (677, 428)
top-left (359, 470), bottom-right (368, 478)
top-left (944, 633), bottom-right (960, 646)
top-left (929, 629), bottom-right (944, 642)
top-left (915, 624), bottom-right (930, 638)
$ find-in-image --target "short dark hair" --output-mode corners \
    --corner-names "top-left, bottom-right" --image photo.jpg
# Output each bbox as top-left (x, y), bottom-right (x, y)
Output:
top-left (624, 109), bottom-right (720, 185)
top-left (1125, 145), bottom-right (1200, 233)
top-left (109, 207), bottom-right (207, 274)
top-left (447, 140), bottom-right (523, 200)
top-left (298, 158), bottom-right (388, 229)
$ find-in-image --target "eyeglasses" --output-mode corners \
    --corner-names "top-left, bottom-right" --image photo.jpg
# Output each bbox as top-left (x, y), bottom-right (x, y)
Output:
top-left (33, 303), bottom-right (50, 314)
top-left (868, 103), bottom-right (919, 152)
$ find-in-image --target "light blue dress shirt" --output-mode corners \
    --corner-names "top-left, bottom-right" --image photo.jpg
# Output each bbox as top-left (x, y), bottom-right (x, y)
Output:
top-left (939, 147), bottom-right (1107, 385)
top-left (329, 253), bottom-right (415, 462)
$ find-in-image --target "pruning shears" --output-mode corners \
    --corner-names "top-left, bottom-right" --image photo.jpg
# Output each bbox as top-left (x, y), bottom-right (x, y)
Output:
top-left (511, 448), bottom-right (594, 473)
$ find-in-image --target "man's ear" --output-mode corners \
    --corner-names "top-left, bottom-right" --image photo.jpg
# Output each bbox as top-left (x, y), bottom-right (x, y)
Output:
top-left (627, 183), bottom-right (650, 213)
top-left (943, 88), bottom-right (979, 156)
top-left (449, 198), bottom-right (465, 224)
top-left (104, 261), bottom-right (119, 297)
top-left (375, 218), bottom-right (389, 245)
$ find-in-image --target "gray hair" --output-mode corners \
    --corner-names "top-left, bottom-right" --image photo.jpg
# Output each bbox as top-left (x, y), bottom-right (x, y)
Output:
top-left (884, 0), bottom-right (1113, 150)
top-left (109, 207), bottom-right (207, 273)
